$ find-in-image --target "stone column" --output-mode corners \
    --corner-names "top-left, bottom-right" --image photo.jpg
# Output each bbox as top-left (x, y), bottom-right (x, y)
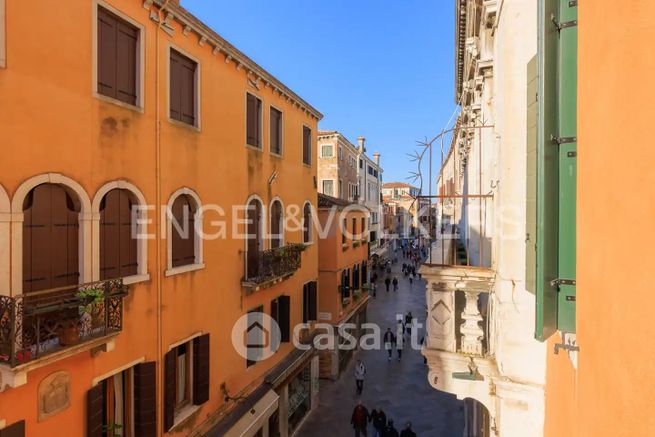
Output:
top-left (460, 290), bottom-right (484, 355)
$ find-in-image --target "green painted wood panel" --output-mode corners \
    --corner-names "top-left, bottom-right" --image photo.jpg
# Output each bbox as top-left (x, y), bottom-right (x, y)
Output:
top-left (526, 56), bottom-right (538, 294)
top-left (535, 0), bottom-right (560, 341)
top-left (557, 0), bottom-right (577, 333)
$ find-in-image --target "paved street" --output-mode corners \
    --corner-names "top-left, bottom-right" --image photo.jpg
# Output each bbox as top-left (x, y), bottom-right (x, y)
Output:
top-left (296, 253), bottom-right (465, 437)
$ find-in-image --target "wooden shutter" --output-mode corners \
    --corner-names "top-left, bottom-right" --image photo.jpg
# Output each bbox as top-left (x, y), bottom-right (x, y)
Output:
top-left (526, 56), bottom-right (538, 294)
top-left (193, 334), bottom-right (210, 405)
top-left (303, 204), bottom-right (311, 243)
top-left (302, 126), bottom-right (311, 165)
top-left (278, 295), bottom-right (290, 342)
top-left (87, 384), bottom-right (104, 437)
top-left (0, 421), bottom-right (25, 437)
top-left (308, 281), bottom-right (317, 321)
top-left (100, 189), bottom-right (136, 280)
top-left (246, 200), bottom-right (261, 278)
top-left (134, 362), bottom-right (157, 437)
top-left (170, 51), bottom-right (182, 122)
top-left (98, 7), bottom-right (137, 105)
top-left (302, 284), bottom-right (309, 324)
top-left (271, 201), bottom-right (282, 249)
top-left (163, 350), bottom-right (176, 432)
top-left (171, 195), bottom-right (196, 268)
top-left (23, 184), bottom-right (79, 293)
top-left (247, 94), bottom-right (261, 147)
top-left (170, 50), bottom-right (196, 125)
top-left (270, 107), bottom-right (282, 154)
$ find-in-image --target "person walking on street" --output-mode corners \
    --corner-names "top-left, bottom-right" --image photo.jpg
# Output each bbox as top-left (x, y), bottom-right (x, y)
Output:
top-left (383, 328), bottom-right (395, 361)
top-left (392, 277), bottom-right (399, 292)
top-left (355, 360), bottom-right (366, 395)
top-left (400, 422), bottom-right (417, 437)
top-left (408, 275), bottom-right (413, 286)
top-left (385, 277), bottom-right (391, 292)
top-left (370, 408), bottom-right (387, 437)
top-left (405, 312), bottom-right (413, 337)
top-left (383, 419), bottom-right (399, 437)
top-left (351, 400), bottom-right (370, 437)
top-left (395, 321), bottom-right (404, 361)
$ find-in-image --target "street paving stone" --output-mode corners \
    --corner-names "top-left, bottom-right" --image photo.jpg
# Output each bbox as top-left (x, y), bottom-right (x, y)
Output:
top-left (295, 256), bottom-right (464, 437)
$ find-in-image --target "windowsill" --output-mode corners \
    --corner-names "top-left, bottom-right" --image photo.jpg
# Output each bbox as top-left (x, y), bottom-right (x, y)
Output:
top-left (270, 151), bottom-right (284, 158)
top-left (165, 263), bottom-right (205, 277)
top-left (168, 117), bottom-right (201, 132)
top-left (245, 143), bottom-right (263, 152)
top-left (94, 93), bottom-right (144, 113)
top-left (123, 273), bottom-right (151, 285)
top-left (303, 241), bottom-right (314, 247)
top-left (170, 404), bottom-right (202, 432)
top-left (302, 162), bottom-right (312, 168)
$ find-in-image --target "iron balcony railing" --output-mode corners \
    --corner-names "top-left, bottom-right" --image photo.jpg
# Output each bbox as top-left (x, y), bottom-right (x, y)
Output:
top-left (0, 279), bottom-right (127, 368)
top-left (243, 243), bottom-right (305, 287)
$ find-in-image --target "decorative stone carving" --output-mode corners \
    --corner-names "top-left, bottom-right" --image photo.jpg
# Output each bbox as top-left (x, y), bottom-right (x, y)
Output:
top-left (460, 290), bottom-right (484, 355)
top-left (38, 371), bottom-right (71, 421)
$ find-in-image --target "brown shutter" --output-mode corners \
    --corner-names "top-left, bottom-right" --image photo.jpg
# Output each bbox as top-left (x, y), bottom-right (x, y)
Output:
top-left (100, 190), bottom-right (120, 280)
top-left (193, 334), bottom-right (210, 405)
top-left (0, 421), bottom-right (25, 437)
top-left (171, 196), bottom-right (183, 267)
top-left (247, 94), bottom-right (259, 147)
top-left (309, 281), bottom-right (318, 321)
top-left (270, 107), bottom-right (281, 154)
top-left (119, 192), bottom-right (138, 277)
top-left (303, 126), bottom-right (312, 165)
top-left (171, 195), bottom-right (195, 268)
top-left (134, 361), bottom-right (157, 437)
top-left (302, 284), bottom-right (309, 323)
top-left (271, 201), bottom-right (282, 249)
top-left (116, 20), bottom-right (138, 105)
top-left (246, 200), bottom-right (261, 278)
top-left (98, 8), bottom-right (118, 99)
top-left (181, 58), bottom-right (196, 125)
top-left (170, 52), bottom-right (182, 122)
top-left (303, 204), bottom-right (311, 243)
top-left (278, 295), bottom-right (290, 342)
top-left (164, 350), bottom-right (176, 432)
top-left (184, 200), bottom-right (196, 265)
top-left (87, 384), bottom-right (104, 437)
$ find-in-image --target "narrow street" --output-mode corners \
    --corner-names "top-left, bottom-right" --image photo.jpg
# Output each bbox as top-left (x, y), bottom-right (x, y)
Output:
top-left (296, 254), bottom-right (465, 437)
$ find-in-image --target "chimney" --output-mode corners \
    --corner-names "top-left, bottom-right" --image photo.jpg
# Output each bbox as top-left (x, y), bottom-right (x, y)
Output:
top-left (357, 136), bottom-right (366, 153)
top-left (373, 152), bottom-right (380, 166)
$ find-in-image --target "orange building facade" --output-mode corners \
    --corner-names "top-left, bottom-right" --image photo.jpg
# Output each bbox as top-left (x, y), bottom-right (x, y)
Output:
top-left (543, 1), bottom-right (655, 436)
top-left (315, 194), bottom-right (369, 380)
top-left (0, 1), bottom-right (323, 436)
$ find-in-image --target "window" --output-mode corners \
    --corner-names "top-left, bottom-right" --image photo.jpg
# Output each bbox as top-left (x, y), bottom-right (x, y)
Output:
top-left (246, 93), bottom-right (263, 148)
top-left (246, 198), bottom-right (263, 278)
top-left (246, 307), bottom-right (264, 367)
top-left (321, 144), bottom-right (334, 158)
top-left (169, 49), bottom-right (198, 126)
top-left (361, 217), bottom-right (366, 239)
top-left (97, 6), bottom-right (139, 106)
top-left (339, 180), bottom-right (343, 199)
top-left (302, 203), bottom-right (312, 243)
top-left (99, 189), bottom-right (137, 280)
top-left (270, 107), bottom-right (283, 155)
top-left (270, 200), bottom-right (283, 249)
top-left (359, 159), bottom-right (363, 169)
top-left (338, 146), bottom-right (343, 160)
top-left (352, 265), bottom-right (360, 290)
top-left (163, 335), bottom-right (210, 431)
top-left (170, 194), bottom-right (197, 268)
top-left (342, 218), bottom-right (347, 245)
top-left (271, 296), bottom-right (290, 343)
top-left (322, 180), bottom-right (334, 196)
top-left (302, 281), bottom-right (318, 323)
top-left (302, 126), bottom-right (312, 165)
top-left (361, 262), bottom-right (368, 285)
top-left (23, 184), bottom-right (80, 293)
top-left (87, 362), bottom-right (157, 437)
top-left (532, 0), bottom-right (577, 340)
top-left (352, 218), bottom-right (357, 241)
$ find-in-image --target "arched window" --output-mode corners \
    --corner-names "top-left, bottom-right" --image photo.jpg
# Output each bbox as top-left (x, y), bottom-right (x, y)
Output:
top-left (270, 200), bottom-right (283, 249)
top-left (171, 194), bottom-right (196, 268)
top-left (99, 189), bottom-right (137, 280)
top-left (23, 184), bottom-right (80, 293)
top-left (246, 198), bottom-right (263, 278)
top-left (302, 202), bottom-right (312, 243)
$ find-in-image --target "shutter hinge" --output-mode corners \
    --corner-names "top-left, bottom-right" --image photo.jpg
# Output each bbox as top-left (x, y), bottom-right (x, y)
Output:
top-left (554, 342), bottom-right (579, 354)
top-left (551, 135), bottom-right (577, 144)
top-left (551, 14), bottom-right (578, 31)
top-left (550, 278), bottom-right (576, 287)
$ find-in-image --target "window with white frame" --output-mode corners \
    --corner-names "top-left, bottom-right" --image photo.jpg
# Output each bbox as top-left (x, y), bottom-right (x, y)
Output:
top-left (322, 180), bottom-right (334, 196)
top-left (321, 144), bottom-right (334, 158)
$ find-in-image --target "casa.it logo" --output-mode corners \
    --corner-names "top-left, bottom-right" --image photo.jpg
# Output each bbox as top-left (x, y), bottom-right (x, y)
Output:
top-left (231, 312), bottom-right (282, 362)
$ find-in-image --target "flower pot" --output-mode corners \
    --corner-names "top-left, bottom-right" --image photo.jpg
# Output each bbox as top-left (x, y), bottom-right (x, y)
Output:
top-left (58, 322), bottom-right (80, 346)
top-left (16, 349), bottom-right (32, 363)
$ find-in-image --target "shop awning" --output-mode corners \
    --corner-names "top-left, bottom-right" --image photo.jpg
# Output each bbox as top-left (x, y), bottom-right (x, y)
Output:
top-left (208, 386), bottom-right (279, 437)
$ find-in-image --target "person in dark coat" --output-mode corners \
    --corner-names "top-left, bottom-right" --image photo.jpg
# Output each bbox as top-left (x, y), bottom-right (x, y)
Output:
top-left (392, 277), bottom-right (399, 292)
top-left (384, 277), bottom-right (391, 292)
top-left (383, 328), bottom-right (395, 361)
top-left (400, 422), bottom-right (417, 437)
top-left (351, 400), bottom-right (370, 437)
top-left (383, 419), bottom-right (399, 437)
top-left (369, 408), bottom-right (387, 437)
top-left (405, 312), bottom-right (413, 336)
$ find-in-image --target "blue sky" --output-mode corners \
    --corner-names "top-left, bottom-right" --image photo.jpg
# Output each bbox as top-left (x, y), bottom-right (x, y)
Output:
top-left (182, 0), bottom-right (456, 186)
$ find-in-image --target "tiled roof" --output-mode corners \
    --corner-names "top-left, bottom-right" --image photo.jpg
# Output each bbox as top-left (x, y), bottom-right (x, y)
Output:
top-left (382, 182), bottom-right (416, 189)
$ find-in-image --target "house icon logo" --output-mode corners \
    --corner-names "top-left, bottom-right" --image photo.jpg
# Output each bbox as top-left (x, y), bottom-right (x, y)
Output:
top-left (231, 312), bottom-right (281, 362)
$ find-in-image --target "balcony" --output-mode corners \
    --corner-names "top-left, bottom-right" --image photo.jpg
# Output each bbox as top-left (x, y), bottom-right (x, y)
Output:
top-left (0, 279), bottom-right (127, 388)
top-left (242, 244), bottom-right (305, 293)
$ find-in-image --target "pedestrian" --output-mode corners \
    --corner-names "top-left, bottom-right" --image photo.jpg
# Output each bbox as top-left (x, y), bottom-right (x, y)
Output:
top-left (400, 422), bottom-right (417, 437)
top-left (355, 360), bottom-right (366, 395)
top-left (372, 272), bottom-right (378, 283)
top-left (385, 277), bottom-right (391, 292)
top-left (372, 282), bottom-right (377, 298)
top-left (409, 276), bottom-right (413, 286)
top-left (405, 312), bottom-right (413, 336)
top-left (396, 321), bottom-right (404, 361)
top-left (392, 277), bottom-right (398, 292)
top-left (383, 328), bottom-right (395, 361)
top-left (351, 400), bottom-right (370, 437)
top-left (370, 408), bottom-right (387, 437)
top-left (383, 419), bottom-right (399, 437)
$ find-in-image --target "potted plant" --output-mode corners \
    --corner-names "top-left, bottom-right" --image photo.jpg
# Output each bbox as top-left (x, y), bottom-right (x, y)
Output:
top-left (57, 287), bottom-right (104, 346)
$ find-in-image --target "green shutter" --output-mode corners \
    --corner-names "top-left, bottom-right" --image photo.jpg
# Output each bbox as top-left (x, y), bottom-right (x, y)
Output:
top-left (535, 0), bottom-right (560, 341)
top-left (535, 0), bottom-right (577, 340)
top-left (556, 0), bottom-right (577, 333)
top-left (526, 55), bottom-right (538, 294)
